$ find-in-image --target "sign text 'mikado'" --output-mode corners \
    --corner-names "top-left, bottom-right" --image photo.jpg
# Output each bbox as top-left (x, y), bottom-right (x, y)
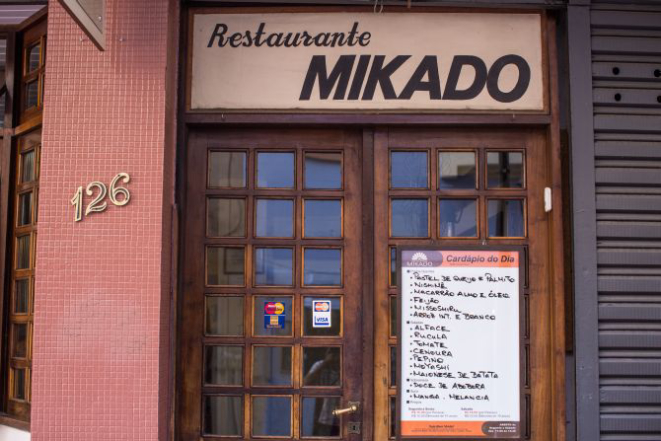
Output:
top-left (191, 13), bottom-right (544, 111)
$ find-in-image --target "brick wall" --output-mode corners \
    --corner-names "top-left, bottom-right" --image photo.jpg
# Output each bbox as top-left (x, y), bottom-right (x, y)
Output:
top-left (31, 1), bottom-right (175, 439)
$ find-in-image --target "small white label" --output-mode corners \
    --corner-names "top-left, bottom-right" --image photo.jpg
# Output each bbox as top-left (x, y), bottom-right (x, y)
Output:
top-left (312, 300), bottom-right (332, 328)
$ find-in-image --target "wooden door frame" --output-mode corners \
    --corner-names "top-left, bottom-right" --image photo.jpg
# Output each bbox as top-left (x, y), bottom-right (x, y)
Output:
top-left (175, 6), bottom-right (566, 440)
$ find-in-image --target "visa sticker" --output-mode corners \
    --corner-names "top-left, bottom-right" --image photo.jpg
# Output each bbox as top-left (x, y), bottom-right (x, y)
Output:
top-left (312, 300), bottom-right (332, 328)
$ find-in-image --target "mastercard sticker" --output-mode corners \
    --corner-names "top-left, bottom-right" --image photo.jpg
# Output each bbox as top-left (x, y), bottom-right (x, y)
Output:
top-left (264, 301), bottom-right (286, 329)
top-left (312, 300), bottom-right (331, 328)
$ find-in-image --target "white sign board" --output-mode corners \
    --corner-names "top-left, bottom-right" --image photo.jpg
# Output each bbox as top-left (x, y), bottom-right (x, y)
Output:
top-left (190, 13), bottom-right (544, 111)
top-left (399, 249), bottom-right (521, 438)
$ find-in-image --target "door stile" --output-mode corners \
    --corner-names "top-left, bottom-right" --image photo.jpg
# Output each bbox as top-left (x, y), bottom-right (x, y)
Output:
top-left (373, 127), bottom-right (391, 441)
top-left (361, 128), bottom-right (376, 441)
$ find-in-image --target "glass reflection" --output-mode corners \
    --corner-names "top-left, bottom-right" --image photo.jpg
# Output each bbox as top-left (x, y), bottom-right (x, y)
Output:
top-left (390, 247), bottom-right (397, 286)
top-left (12, 324), bottom-right (27, 358)
top-left (257, 152), bottom-right (295, 188)
top-left (252, 396), bottom-right (292, 437)
top-left (21, 150), bottom-right (35, 183)
top-left (253, 346), bottom-right (292, 386)
top-left (390, 296), bottom-right (397, 338)
top-left (13, 369), bottom-right (26, 400)
top-left (488, 199), bottom-right (525, 237)
top-left (18, 192), bottom-right (32, 226)
top-left (303, 297), bottom-right (341, 336)
top-left (302, 397), bottom-right (341, 437)
top-left (206, 247), bottom-right (244, 286)
top-left (14, 279), bottom-right (29, 314)
top-left (487, 152), bottom-right (524, 188)
top-left (254, 296), bottom-right (293, 337)
top-left (390, 151), bottom-right (428, 188)
top-left (439, 199), bottom-right (477, 237)
top-left (390, 346), bottom-right (397, 387)
top-left (305, 152), bottom-right (341, 189)
top-left (204, 396), bottom-right (243, 436)
top-left (303, 347), bottom-right (341, 387)
top-left (391, 199), bottom-right (428, 237)
top-left (390, 397), bottom-right (396, 438)
top-left (304, 199), bottom-right (341, 238)
top-left (27, 43), bottom-right (40, 72)
top-left (304, 248), bottom-right (341, 286)
top-left (206, 296), bottom-right (243, 336)
top-left (207, 198), bottom-right (245, 237)
top-left (439, 152), bottom-right (476, 189)
top-left (255, 248), bottom-right (293, 286)
top-left (255, 199), bottom-right (294, 238)
top-left (26, 81), bottom-right (39, 109)
top-left (16, 235), bottom-right (30, 270)
top-left (205, 346), bottom-right (243, 385)
top-left (208, 151), bottom-right (246, 188)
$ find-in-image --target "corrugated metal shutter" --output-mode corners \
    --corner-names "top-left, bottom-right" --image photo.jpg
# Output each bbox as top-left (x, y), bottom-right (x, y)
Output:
top-left (590, 4), bottom-right (661, 440)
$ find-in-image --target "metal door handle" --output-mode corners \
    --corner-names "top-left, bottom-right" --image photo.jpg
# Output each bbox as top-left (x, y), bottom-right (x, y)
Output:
top-left (332, 403), bottom-right (359, 416)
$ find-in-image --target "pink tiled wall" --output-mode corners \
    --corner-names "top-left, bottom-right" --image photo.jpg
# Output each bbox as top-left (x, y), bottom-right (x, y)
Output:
top-left (32, 1), bottom-right (176, 439)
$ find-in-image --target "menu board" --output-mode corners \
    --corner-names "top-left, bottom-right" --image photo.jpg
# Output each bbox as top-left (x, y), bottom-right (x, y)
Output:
top-left (398, 249), bottom-right (522, 439)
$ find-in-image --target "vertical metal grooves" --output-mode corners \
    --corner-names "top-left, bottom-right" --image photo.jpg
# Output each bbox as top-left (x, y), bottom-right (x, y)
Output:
top-left (590, 4), bottom-right (661, 440)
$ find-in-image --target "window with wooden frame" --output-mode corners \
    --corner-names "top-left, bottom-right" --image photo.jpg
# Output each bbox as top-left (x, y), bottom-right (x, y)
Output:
top-left (0, 12), bottom-right (46, 425)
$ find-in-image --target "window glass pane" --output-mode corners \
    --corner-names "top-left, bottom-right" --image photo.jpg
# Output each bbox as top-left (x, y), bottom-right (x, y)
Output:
top-left (305, 152), bottom-right (341, 189)
top-left (390, 247), bottom-right (397, 286)
top-left (390, 397), bottom-right (396, 438)
top-left (255, 248), bottom-right (293, 286)
top-left (252, 346), bottom-right (293, 386)
top-left (390, 296), bottom-right (397, 338)
top-left (27, 43), bottom-right (40, 72)
top-left (390, 151), bottom-right (428, 188)
top-left (304, 248), bottom-right (341, 286)
top-left (439, 152), bottom-right (476, 189)
top-left (254, 296), bottom-right (293, 337)
top-left (303, 297), bottom-right (341, 336)
top-left (12, 324), bottom-right (28, 358)
top-left (20, 150), bottom-right (35, 183)
top-left (303, 347), bottom-right (341, 387)
top-left (16, 235), bottom-right (31, 270)
top-left (205, 346), bottom-right (243, 385)
top-left (301, 396), bottom-right (341, 437)
top-left (206, 296), bottom-right (244, 336)
top-left (488, 199), bottom-right (525, 237)
top-left (255, 199), bottom-right (294, 238)
top-left (304, 199), bottom-right (341, 238)
top-left (252, 396), bottom-right (292, 437)
top-left (391, 199), bottom-right (428, 238)
top-left (18, 192), bottom-right (32, 226)
top-left (390, 346), bottom-right (397, 387)
top-left (487, 151), bottom-right (524, 188)
top-left (25, 80), bottom-right (39, 109)
top-left (208, 151), bottom-right (246, 188)
top-left (14, 279), bottom-right (29, 314)
top-left (257, 152), bottom-right (295, 188)
top-left (207, 198), bottom-right (245, 237)
top-left (206, 247), bottom-right (244, 286)
top-left (439, 199), bottom-right (477, 238)
top-left (0, 91), bottom-right (5, 130)
top-left (204, 396), bottom-right (243, 436)
top-left (12, 368), bottom-right (26, 401)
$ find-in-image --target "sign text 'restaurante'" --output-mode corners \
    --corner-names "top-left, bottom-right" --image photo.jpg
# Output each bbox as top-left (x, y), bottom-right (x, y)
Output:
top-left (191, 13), bottom-right (544, 111)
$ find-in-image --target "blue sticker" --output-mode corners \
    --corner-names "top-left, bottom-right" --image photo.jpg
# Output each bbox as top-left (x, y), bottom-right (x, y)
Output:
top-left (264, 314), bottom-right (286, 329)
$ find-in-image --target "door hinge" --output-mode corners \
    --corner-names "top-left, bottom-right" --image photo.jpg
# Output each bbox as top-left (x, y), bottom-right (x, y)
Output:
top-left (544, 187), bottom-right (552, 213)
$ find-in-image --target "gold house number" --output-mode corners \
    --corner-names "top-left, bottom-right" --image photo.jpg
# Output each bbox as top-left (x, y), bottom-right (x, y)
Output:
top-left (70, 173), bottom-right (131, 222)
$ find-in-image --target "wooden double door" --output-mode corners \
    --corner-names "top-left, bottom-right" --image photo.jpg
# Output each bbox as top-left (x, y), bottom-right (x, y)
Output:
top-left (178, 127), bottom-right (558, 441)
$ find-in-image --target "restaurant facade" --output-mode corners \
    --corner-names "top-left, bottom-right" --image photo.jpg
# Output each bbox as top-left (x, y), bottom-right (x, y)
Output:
top-left (0, 0), bottom-right (659, 440)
